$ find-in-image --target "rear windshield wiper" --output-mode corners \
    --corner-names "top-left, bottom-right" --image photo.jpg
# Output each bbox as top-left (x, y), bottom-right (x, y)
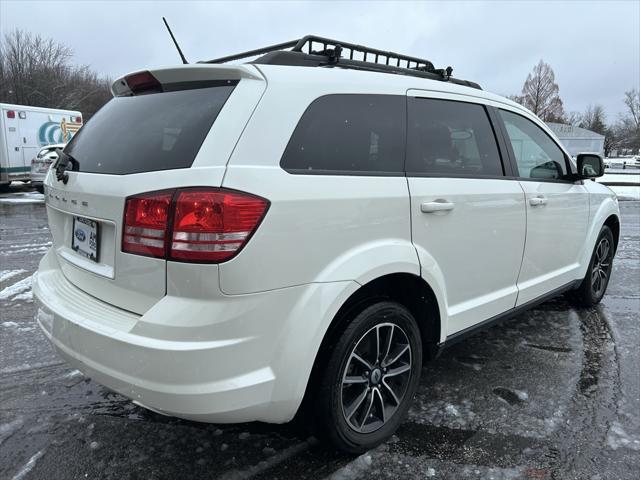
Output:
top-left (55, 149), bottom-right (79, 184)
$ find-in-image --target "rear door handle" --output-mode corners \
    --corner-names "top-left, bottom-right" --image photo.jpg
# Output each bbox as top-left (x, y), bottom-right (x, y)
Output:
top-left (529, 196), bottom-right (548, 207)
top-left (421, 201), bottom-right (455, 213)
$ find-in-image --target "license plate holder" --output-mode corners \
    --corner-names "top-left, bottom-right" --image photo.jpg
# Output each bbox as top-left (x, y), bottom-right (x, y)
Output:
top-left (72, 216), bottom-right (99, 262)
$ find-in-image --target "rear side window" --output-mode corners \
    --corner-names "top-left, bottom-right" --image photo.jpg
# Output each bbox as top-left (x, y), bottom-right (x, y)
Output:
top-left (65, 83), bottom-right (237, 175)
top-left (499, 110), bottom-right (568, 180)
top-left (406, 98), bottom-right (503, 177)
top-left (280, 94), bottom-right (405, 175)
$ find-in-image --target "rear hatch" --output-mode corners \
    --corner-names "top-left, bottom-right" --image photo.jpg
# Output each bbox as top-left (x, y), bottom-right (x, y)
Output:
top-left (44, 65), bottom-right (266, 314)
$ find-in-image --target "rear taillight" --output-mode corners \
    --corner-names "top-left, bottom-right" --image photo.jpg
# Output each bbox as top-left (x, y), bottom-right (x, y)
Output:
top-left (123, 191), bottom-right (173, 258)
top-left (122, 188), bottom-right (269, 263)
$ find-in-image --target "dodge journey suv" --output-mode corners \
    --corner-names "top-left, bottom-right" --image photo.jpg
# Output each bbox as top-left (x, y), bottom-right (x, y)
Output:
top-left (34, 36), bottom-right (620, 452)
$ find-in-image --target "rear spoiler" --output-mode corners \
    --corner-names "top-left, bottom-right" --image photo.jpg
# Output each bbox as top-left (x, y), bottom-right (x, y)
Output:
top-left (111, 64), bottom-right (263, 97)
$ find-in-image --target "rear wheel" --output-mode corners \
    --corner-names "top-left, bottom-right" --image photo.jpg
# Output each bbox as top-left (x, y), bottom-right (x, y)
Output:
top-left (570, 226), bottom-right (614, 307)
top-left (314, 301), bottom-right (422, 453)
top-left (35, 185), bottom-right (44, 194)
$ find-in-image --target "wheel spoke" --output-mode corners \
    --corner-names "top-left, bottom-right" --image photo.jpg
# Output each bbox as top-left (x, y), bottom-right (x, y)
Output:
top-left (384, 363), bottom-right (411, 378)
top-left (375, 325), bottom-right (381, 363)
top-left (343, 375), bottom-right (368, 385)
top-left (382, 378), bottom-right (401, 405)
top-left (382, 344), bottom-right (410, 368)
top-left (361, 390), bottom-right (375, 427)
top-left (351, 352), bottom-right (373, 371)
top-left (601, 240), bottom-right (610, 261)
top-left (383, 325), bottom-right (394, 364)
top-left (374, 387), bottom-right (386, 423)
top-left (344, 386), bottom-right (369, 421)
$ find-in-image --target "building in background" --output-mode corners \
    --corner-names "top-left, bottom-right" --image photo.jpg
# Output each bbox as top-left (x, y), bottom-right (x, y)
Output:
top-left (546, 122), bottom-right (605, 157)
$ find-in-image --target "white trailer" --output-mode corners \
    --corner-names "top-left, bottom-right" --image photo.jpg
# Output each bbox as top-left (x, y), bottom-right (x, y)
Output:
top-left (0, 103), bottom-right (82, 187)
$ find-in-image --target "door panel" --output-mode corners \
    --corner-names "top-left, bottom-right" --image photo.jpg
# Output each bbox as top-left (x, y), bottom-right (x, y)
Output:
top-left (496, 109), bottom-right (590, 304)
top-left (406, 95), bottom-right (526, 336)
top-left (409, 178), bottom-right (526, 334)
top-left (516, 181), bottom-right (588, 304)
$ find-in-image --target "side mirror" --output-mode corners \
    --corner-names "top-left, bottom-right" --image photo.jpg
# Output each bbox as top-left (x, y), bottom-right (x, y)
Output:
top-left (577, 153), bottom-right (604, 178)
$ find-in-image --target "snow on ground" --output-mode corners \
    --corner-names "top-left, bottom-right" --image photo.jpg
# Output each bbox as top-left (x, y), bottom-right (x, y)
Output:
top-left (609, 185), bottom-right (640, 201)
top-left (0, 269), bottom-right (27, 283)
top-left (11, 449), bottom-right (45, 480)
top-left (0, 274), bottom-right (34, 301)
top-left (607, 421), bottom-right (640, 451)
top-left (0, 192), bottom-right (44, 204)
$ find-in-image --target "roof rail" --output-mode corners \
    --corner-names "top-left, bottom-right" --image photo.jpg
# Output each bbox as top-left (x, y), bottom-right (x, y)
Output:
top-left (199, 35), bottom-right (481, 90)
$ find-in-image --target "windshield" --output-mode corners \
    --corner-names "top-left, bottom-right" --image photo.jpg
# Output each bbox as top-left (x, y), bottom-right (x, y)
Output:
top-left (65, 84), bottom-right (237, 175)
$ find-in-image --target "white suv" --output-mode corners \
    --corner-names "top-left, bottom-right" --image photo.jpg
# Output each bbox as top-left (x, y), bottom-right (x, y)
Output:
top-left (33, 36), bottom-right (620, 452)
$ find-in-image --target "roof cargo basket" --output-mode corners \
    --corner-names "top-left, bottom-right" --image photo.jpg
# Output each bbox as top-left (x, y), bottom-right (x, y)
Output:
top-left (199, 35), bottom-right (482, 90)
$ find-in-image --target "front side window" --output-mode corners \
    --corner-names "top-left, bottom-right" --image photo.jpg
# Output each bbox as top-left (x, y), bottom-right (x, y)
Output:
top-left (499, 110), bottom-right (568, 180)
top-left (280, 94), bottom-right (405, 175)
top-left (406, 98), bottom-right (504, 177)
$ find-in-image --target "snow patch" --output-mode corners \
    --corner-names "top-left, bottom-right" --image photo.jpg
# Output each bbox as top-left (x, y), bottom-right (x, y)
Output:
top-left (328, 452), bottom-right (374, 479)
top-left (12, 290), bottom-right (33, 302)
top-left (2, 321), bottom-right (19, 328)
top-left (445, 404), bottom-right (460, 416)
top-left (607, 421), bottom-right (640, 451)
top-left (0, 274), bottom-right (33, 301)
top-left (11, 450), bottom-right (45, 480)
top-left (0, 269), bottom-right (26, 283)
top-left (0, 192), bottom-right (44, 204)
top-left (0, 417), bottom-right (23, 445)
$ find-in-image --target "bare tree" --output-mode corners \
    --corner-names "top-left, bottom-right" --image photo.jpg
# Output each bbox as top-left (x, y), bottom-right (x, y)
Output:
top-left (0, 29), bottom-right (111, 119)
top-left (616, 89), bottom-right (640, 154)
top-left (565, 111), bottom-right (582, 126)
top-left (511, 60), bottom-right (566, 122)
top-left (580, 105), bottom-right (607, 134)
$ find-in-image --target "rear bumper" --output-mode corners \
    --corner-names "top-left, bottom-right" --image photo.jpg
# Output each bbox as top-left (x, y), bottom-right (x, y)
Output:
top-left (33, 250), bottom-right (355, 423)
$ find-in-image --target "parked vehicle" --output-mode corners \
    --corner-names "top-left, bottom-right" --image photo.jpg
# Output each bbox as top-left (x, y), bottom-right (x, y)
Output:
top-left (622, 155), bottom-right (640, 169)
top-left (33, 36), bottom-right (620, 453)
top-left (31, 143), bottom-right (65, 193)
top-left (0, 103), bottom-right (82, 190)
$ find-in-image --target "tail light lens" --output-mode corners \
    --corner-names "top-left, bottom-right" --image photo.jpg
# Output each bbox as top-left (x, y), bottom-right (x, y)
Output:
top-left (122, 188), bottom-right (269, 263)
top-left (123, 191), bottom-right (173, 258)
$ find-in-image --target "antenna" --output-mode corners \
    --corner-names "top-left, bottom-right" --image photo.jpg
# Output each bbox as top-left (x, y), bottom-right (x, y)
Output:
top-left (162, 17), bottom-right (188, 64)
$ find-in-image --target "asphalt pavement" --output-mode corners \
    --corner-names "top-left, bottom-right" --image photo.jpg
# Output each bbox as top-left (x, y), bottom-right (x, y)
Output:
top-left (1, 183), bottom-right (639, 480)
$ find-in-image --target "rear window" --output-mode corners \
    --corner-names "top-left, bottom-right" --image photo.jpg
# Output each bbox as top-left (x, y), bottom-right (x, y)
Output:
top-left (280, 94), bottom-right (405, 175)
top-left (65, 83), bottom-right (237, 175)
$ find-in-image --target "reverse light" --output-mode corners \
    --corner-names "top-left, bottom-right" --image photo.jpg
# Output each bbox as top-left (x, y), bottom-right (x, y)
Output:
top-left (122, 188), bottom-right (269, 263)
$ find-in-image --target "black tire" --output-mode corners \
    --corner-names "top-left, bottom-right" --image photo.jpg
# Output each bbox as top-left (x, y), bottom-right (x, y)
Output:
top-left (35, 185), bottom-right (44, 194)
top-left (570, 225), bottom-right (615, 307)
top-left (314, 301), bottom-right (422, 453)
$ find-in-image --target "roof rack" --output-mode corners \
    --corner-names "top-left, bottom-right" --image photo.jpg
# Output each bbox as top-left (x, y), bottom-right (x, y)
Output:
top-left (199, 35), bottom-right (481, 90)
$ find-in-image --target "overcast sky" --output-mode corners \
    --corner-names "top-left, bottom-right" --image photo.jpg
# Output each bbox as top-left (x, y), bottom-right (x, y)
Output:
top-left (2, 0), bottom-right (639, 119)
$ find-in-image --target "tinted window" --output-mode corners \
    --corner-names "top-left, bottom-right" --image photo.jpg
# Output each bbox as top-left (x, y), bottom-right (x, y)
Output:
top-left (280, 94), bottom-right (405, 174)
top-left (65, 84), bottom-right (236, 174)
top-left (499, 110), bottom-right (568, 180)
top-left (406, 98), bottom-right (503, 176)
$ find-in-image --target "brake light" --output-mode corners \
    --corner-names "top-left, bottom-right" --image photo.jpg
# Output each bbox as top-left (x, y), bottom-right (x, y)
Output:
top-left (123, 191), bottom-right (173, 258)
top-left (6, 110), bottom-right (15, 119)
top-left (125, 71), bottom-right (162, 95)
top-left (122, 188), bottom-right (269, 263)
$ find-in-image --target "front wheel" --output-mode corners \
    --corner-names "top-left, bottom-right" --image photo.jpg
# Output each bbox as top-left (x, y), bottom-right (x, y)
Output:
top-left (314, 301), bottom-right (423, 453)
top-left (570, 225), bottom-right (615, 307)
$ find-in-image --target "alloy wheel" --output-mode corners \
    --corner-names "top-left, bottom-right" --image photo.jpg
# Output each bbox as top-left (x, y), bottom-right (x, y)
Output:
top-left (591, 237), bottom-right (612, 298)
top-left (340, 323), bottom-right (412, 434)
